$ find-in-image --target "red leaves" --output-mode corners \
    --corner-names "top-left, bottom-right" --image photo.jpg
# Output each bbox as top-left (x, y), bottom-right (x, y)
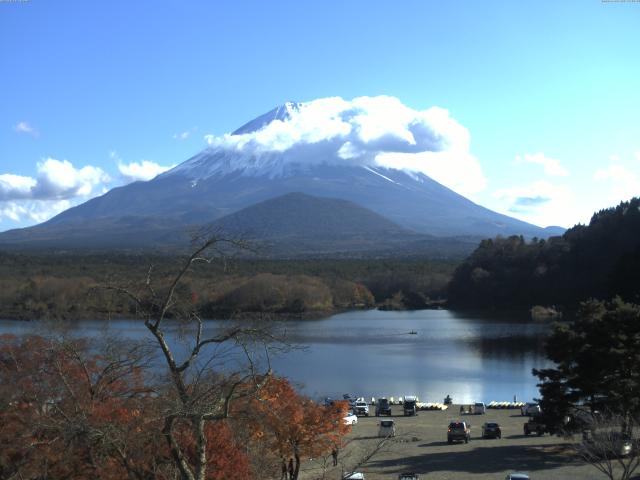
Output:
top-left (0, 335), bottom-right (255, 479)
top-left (0, 335), bottom-right (343, 480)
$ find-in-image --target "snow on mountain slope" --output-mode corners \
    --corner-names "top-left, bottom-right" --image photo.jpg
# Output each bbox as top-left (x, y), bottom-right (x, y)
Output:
top-left (164, 96), bottom-right (485, 198)
top-left (231, 101), bottom-right (301, 135)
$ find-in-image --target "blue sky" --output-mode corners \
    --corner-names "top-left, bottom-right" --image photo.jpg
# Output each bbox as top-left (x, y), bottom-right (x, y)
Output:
top-left (1, 0), bottom-right (639, 231)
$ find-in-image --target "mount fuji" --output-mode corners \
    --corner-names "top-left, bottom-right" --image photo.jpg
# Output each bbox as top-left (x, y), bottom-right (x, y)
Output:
top-left (0, 98), bottom-right (563, 254)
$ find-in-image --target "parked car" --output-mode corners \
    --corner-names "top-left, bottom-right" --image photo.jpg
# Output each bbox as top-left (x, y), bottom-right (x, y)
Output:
top-left (447, 421), bottom-right (471, 444)
top-left (354, 401), bottom-right (369, 416)
top-left (403, 396), bottom-right (417, 416)
top-left (521, 402), bottom-right (541, 417)
top-left (523, 418), bottom-right (546, 436)
top-left (343, 473), bottom-right (365, 480)
top-left (376, 397), bottom-right (392, 416)
top-left (378, 419), bottom-right (396, 437)
top-left (505, 473), bottom-right (529, 480)
top-left (473, 402), bottom-right (486, 414)
top-left (481, 422), bottom-right (502, 439)
top-left (343, 412), bottom-right (358, 425)
top-left (398, 474), bottom-right (419, 480)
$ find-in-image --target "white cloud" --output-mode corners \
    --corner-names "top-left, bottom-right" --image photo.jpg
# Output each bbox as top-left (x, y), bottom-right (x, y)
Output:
top-left (173, 131), bottom-right (190, 140)
top-left (33, 158), bottom-right (110, 199)
top-left (0, 158), bottom-right (111, 226)
top-left (118, 160), bottom-right (175, 182)
top-left (0, 202), bottom-right (27, 222)
top-left (1, 158), bottom-right (109, 201)
top-left (173, 127), bottom-right (198, 140)
top-left (0, 200), bottom-right (71, 224)
top-left (493, 181), bottom-right (578, 227)
top-left (515, 152), bottom-right (568, 177)
top-left (593, 164), bottom-right (640, 204)
top-left (14, 121), bottom-right (38, 137)
top-left (0, 174), bottom-right (37, 200)
top-left (201, 96), bottom-right (487, 196)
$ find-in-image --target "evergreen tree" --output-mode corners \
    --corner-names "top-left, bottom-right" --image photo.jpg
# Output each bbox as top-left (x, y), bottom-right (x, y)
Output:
top-left (534, 298), bottom-right (640, 433)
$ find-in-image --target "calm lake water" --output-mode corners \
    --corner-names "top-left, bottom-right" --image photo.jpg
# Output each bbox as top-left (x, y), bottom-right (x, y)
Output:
top-left (0, 309), bottom-right (551, 404)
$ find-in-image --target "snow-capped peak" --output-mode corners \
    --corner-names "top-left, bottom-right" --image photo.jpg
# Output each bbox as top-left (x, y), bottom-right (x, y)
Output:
top-left (162, 96), bottom-right (486, 197)
top-left (231, 101), bottom-right (301, 135)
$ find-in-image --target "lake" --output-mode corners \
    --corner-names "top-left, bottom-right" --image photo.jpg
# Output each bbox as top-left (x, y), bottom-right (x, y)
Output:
top-left (0, 309), bottom-right (551, 404)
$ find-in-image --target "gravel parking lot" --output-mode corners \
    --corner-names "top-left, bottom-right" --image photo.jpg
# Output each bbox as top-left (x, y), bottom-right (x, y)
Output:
top-left (299, 405), bottom-right (606, 480)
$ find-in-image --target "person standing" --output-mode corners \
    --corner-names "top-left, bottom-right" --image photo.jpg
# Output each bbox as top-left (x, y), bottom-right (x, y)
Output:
top-left (288, 458), bottom-right (294, 480)
top-left (331, 446), bottom-right (339, 466)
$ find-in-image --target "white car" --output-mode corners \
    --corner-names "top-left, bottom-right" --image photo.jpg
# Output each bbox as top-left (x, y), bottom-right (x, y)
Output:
top-left (343, 412), bottom-right (358, 425)
top-left (343, 473), bottom-right (365, 480)
top-left (521, 403), bottom-right (541, 416)
top-left (354, 401), bottom-right (369, 416)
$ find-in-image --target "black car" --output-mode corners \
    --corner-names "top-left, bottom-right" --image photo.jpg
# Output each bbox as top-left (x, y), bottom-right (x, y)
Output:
top-left (376, 398), bottom-right (392, 416)
top-left (524, 418), bottom-right (546, 436)
top-left (481, 422), bottom-right (502, 439)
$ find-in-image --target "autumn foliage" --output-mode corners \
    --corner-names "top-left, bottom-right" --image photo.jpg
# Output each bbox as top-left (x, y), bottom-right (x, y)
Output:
top-left (246, 378), bottom-right (351, 479)
top-left (0, 334), bottom-right (348, 480)
top-left (0, 334), bottom-right (248, 479)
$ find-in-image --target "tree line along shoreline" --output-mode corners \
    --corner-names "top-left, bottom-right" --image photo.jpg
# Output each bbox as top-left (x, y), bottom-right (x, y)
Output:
top-left (2, 197), bottom-right (640, 322)
top-left (0, 254), bottom-right (455, 321)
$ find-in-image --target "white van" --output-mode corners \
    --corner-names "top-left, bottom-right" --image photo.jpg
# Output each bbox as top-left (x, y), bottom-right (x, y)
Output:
top-left (473, 402), bottom-right (486, 415)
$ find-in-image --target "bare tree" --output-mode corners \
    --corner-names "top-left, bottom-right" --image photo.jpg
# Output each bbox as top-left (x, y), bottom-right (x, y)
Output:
top-left (575, 411), bottom-right (640, 480)
top-left (107, 234), bottom-right (275, 480)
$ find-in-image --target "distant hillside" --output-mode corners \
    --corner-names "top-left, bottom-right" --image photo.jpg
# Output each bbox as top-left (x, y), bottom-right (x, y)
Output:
top-left (447, 198), bottom-right (640, 309)
top-left (213, 192), bottom-right (409, 239)
top-left (208, 192), bottom-right (473, 257)
top-left (0, 192), bottom-right (480, 258)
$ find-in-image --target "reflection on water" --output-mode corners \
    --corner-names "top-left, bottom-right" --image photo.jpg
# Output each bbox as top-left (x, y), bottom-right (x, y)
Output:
top-left (0, 309), bottom-right (551, 404)
top-left (270, 309), bottom-right (550, 403)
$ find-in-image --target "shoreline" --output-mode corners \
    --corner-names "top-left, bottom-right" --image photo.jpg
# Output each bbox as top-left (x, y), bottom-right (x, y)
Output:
top-left (0, 303), bottom-right (547, 323)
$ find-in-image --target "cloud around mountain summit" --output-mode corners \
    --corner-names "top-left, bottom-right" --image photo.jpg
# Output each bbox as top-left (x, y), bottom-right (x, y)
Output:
top-left (204, 96), bottom-right (487, 196)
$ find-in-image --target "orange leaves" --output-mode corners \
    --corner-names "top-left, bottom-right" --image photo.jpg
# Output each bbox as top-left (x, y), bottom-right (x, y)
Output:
top-left (248, 378), bottom-right (350, 459)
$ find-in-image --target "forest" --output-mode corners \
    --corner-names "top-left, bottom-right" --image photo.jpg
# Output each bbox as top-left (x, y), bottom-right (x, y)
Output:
top-left (447, 198), bottom-right (640, 310)
top-left (0, 252), bottom-right (455, 320)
